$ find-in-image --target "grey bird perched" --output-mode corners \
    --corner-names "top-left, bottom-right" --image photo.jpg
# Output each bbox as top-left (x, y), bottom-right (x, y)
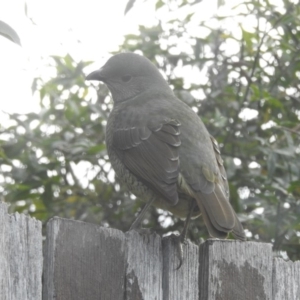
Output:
top-left (86, 52), bottom-right (246, 247)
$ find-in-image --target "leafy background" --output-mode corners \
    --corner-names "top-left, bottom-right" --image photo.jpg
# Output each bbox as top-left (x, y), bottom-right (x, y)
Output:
top-left (0, 0), bottom-right (299, 260)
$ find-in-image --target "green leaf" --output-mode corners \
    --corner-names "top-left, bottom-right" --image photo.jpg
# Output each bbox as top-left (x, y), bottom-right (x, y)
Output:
top-left (241, 28), bottom-right (254, 53)
top-left (87, 144), bottom-right (106, 155)
top-left (267, 151), bottom-right (277, 178)
top-left (184, 13), bottom-right (194, 23)
top-left (273, 147), bottom-right (295, 157)
top-left (287, 181), bottom-right (300, 195)
top-left (155, 0), bottom-right (164, 10)
top-left (0, 20), bottom-right (21, 46)
top-left (124, 0), bottom-right (136, 15)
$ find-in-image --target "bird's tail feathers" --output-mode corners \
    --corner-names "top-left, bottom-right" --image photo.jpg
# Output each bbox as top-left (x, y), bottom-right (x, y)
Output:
top-left (194, 183), bottom-right (245, 240)
top-left (195, 198), bottom-right (228, 239)
top-left (231, 211), bottom-right (246, 241)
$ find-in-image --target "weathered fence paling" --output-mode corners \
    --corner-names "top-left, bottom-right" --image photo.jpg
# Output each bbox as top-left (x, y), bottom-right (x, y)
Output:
top-left (273, 257), bottom-right (300, 300)
top-left (0, 201), bottom-right (299, 300)
top-left (42, 217), bottom-right (300, 300)
top-left (43, 218), bottom-right (127, 300)
top-left (0, 202), bottom-right (42, 300)
top-left (199, 239), bottom-right (273, 300)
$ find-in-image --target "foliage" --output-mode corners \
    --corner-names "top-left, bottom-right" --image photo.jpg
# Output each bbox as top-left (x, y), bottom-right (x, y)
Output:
top-left (1, 0), bottom-right (300, 259)
top-left (0, 20), bottom-right (21, 46)
top-left (0, 55), bottom-right (135, 231)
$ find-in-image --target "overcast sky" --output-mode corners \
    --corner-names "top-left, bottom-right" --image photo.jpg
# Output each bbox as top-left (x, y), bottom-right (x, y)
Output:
top-left (0, 0), bottom-right (268, 116)
top-left (0, 0), bottom-right (168, 114)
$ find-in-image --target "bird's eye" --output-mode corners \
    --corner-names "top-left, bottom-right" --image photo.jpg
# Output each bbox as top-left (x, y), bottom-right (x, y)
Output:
top-left (121, 75), bottom-right (132, 82)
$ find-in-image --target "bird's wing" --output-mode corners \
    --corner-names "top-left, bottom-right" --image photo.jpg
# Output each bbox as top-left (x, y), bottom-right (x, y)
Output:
top-left (113, 119), bottom-right (181, 205)
top-left (210, 135), bottom-right (229, 199)
top-left (210, 135), bottom-right (245, 239)
top-left (191, 135), bottom-right (246, 240)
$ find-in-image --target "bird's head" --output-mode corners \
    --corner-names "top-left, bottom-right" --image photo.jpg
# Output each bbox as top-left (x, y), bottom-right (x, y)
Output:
top-left (86, 52), bottom-right (172, 103)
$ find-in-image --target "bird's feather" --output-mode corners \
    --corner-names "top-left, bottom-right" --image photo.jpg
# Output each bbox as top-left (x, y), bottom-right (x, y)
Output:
top-left (88, 52), bottom-right (246, 241)
top-left (113, 120), bottom-right (181, 205)
top-left (191, 136), bottom-right (245, 240)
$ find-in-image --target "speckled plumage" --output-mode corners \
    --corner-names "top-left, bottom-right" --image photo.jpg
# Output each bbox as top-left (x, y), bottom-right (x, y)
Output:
top-left (86, 52), bottom-right (246, 240)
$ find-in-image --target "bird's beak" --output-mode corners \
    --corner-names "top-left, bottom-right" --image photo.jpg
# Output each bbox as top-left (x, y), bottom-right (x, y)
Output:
top-left (86, 67), bottom-right (105, 81)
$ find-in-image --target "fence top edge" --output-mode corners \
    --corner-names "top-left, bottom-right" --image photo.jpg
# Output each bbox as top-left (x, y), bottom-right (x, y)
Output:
top-left (0, 200), bottom-right (41, 225)
top-left (201, 238), bottom-right (273, 247)
top-left (47, 216), bottom-right (125, 237)
top-left (273, 256), bottom-right (300, 265)
top-left (45, 219), bottom-right (273, 250)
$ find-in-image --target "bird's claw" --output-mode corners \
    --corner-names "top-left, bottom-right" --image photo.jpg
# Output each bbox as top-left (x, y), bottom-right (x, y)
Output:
top-left (171, 235), bottom-right (184, 270)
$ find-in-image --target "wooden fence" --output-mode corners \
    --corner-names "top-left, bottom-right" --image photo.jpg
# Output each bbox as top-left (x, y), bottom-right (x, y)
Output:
top-left (0, 201), bottom-right (299, 300)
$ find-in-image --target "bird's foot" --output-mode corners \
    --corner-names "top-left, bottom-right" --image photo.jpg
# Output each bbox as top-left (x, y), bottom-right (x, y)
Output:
top-left (175, 240), bottom-right (184, 270)
top-left (166, 234), bottom-right (185, 270)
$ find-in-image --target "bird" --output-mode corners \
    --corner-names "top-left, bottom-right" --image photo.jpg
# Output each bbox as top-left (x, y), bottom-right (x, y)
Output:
top-left (86, 52), bottom-right (246, 246)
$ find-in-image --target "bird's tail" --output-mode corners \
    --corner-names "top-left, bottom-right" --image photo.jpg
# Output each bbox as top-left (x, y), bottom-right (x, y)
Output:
top-left (194, 183), bottom-right (246, 240)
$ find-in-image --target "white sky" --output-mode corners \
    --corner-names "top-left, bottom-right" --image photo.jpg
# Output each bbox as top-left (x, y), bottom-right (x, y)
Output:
top-left (0, 0), bottom-right (284, 116)
top-left (0, 0), bottom-right (164, 114)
